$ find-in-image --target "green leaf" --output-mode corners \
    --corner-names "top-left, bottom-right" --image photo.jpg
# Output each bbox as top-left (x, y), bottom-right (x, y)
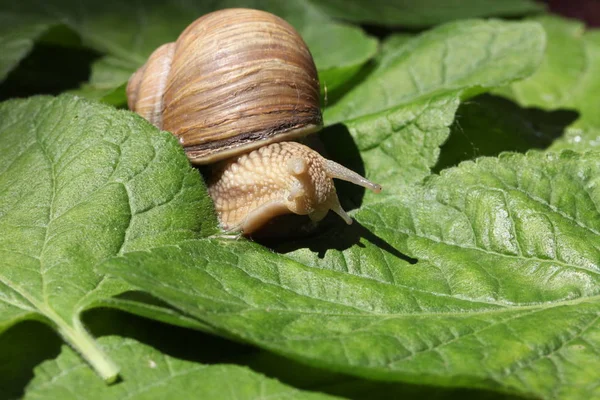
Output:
top-left (104, 150), bottom-right (600, 399)
top-left (497, 16), bottom-right (600, 151)
top-left (0, 0), bottom-right (377, 96)
top-left (0, 95), bottom-right (217, 382)
top-left (323, 20), bottom-right (545, 192)
top-left (434, 94), bottom-right (578, 171)
top-left (23, 336), bottom-right (340, 400)
top-left (310, 0), bottom-right (543, 28)
top-left (326, 20), bottom-right (545, 125)
top-left (497, 16), bottom-right (586, 110)
top-left (327, 94), bottom-right (461, 195)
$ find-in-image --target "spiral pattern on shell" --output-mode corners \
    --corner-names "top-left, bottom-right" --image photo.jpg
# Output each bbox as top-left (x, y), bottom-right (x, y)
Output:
top-left (126, 8), bottom-right (322, 164)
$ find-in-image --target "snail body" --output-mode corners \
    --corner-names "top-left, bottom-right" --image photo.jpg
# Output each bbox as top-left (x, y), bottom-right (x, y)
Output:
top-left (127, 8), bottom-right (381, 234)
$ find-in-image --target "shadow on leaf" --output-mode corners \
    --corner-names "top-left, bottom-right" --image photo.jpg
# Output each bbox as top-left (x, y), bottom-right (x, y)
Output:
top-left (244, 351), bottom-right (531, 400)
top-left (434, 94), bottom-right (579, 172)
top-left (0, 25), bottom-right (100, 100)
top-left (323, 61), bottom-right (376, 108)
top-left (0, 320), bottom-right (62, 399)
top-left (84, 309), bottom-right (529, 400)
top-left (83, 307), bottom-right (255, 365)
top-left (266, 217), bottom-right (416, 265)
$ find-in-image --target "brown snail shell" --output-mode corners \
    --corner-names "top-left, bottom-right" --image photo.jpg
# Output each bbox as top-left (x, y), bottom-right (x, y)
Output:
top-left (127, 8), bottom-right (322, 164)
top-left (127, 8), bottom-right (381, 234)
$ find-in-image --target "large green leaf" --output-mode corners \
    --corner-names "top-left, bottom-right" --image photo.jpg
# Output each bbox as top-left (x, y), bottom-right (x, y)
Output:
top-left (326, 20), bottom-right (545, 125)
top-left (310, 0), bottom-right (543, 28)
top-left (24, 336), bottom-right (339, 399)
top-left (497, 16), bottom-right (586, 110)
top-left (0, 95), bottom-right (217, 381)
top-left (0, 0), bottom-right (377, 96)
top-left (322, 20), bottom-right (545, 193)
top-left (497, 16), bottom-right (600, 151)
top-left (104, 150), bottom-right (600, 399)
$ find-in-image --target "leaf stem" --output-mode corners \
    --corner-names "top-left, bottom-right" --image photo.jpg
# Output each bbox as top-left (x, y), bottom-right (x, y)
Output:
top-left (56, 318), bottom-right (120, 383)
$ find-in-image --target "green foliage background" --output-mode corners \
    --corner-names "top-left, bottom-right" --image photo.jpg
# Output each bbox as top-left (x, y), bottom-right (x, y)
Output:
top-left (1, 1), bottom-right (600, 399)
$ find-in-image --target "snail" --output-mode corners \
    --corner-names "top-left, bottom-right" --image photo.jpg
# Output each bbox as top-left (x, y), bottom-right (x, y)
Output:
top-left (126, 8), bottom-right (381, 235)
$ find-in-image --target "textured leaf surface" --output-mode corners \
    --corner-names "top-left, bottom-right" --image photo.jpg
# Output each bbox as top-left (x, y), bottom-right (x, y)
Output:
top-left (3, 4), bottom-right (595, 399)
top-left (497, 16), bottom-right (600, 151)
top-left (326, 20), bottom-right (545, 125)
top-left (0, 0), bottom-right (377, 95)
top-left (105, 151), bottom-right (600, 399)
top-left (310, 0), bottom-right (543, 28)
top-left (0, 95), bottom-right (216, 381)
top-left (24, 336), bottom-right (339, 400)
top-left (323, 21), bottom-right (545, 192)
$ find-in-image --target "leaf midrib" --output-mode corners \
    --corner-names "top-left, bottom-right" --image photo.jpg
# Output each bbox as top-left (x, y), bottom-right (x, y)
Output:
top-left (112, 247), bottom-right (600, 319)
top-left (0, 273), bottom-right (76, 330)
top-left (218, 295), bottom-right (600, 318)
